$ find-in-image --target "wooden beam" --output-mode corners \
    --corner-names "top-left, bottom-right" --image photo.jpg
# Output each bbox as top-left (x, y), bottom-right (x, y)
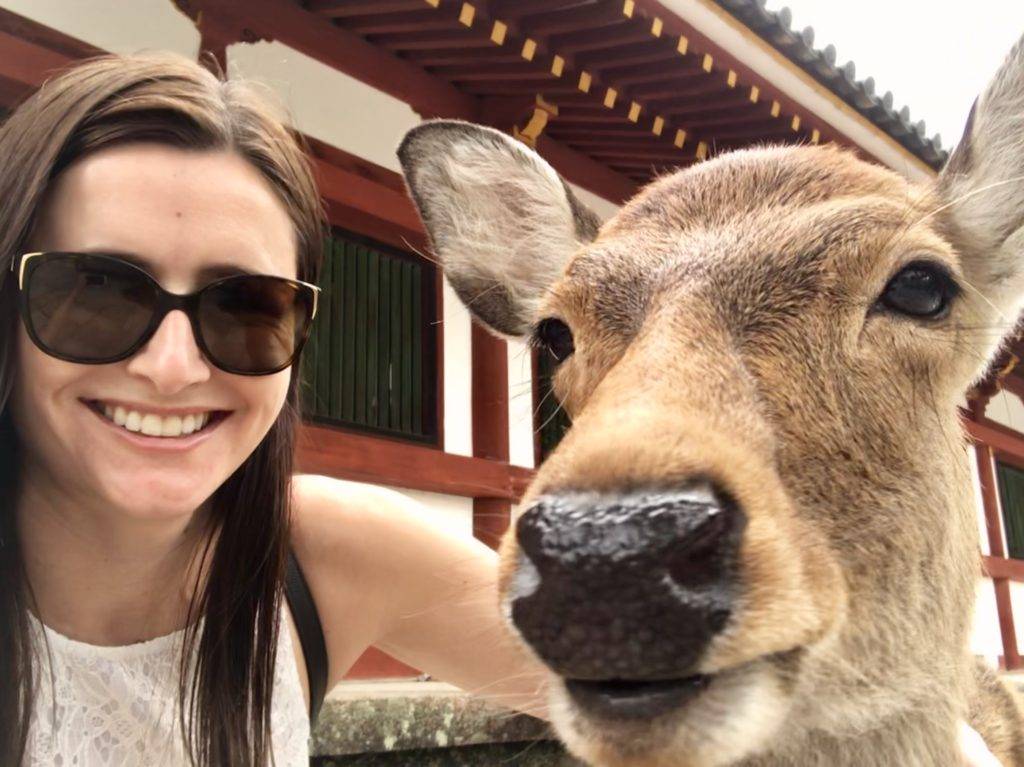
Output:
top-left (549, 26), bottom-right (652, 54)
top-left (375, 29), bottom-right (498, 51)
top-left (404, 48), bottom-right (529, 67)
top-left (575, 42), bottom-right (682, 70)
top-left (476, 104), bottom-right (638, 205)
top-left (533, 133), bottom-right (638, 205)
top-left (472, 324), bottom-right (509, 463)
top-left (965, 417), bottom-right (1024, 467)
top-left (0, 6), bottom-right (101, 60)
top-left (627, 0), bottom-right (928, 174)
top-left (297, 423), bottom-right (532, 500)
top-left (975, 443), bottom-right (1022, 669)
top-left (434, 64), bottom-right (564, 83)
top-left (307, 0), bottom-right (427, 19)
top-left (186, 0), bottom-right (478, 120)
top-left (0, 28), bottom-right (76, 92)
top-left (527, 5), bottom-right (635, 37)
top-left (984, 556), bottom-right (1024, 582)
top-left (347, 11), bottom-right (465, 37)
top-left (313, 156), bottom-right (426, 245)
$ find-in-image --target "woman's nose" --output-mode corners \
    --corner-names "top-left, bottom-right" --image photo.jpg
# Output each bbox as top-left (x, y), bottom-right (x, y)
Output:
top-left (125, 310), bottom-right (212, 394)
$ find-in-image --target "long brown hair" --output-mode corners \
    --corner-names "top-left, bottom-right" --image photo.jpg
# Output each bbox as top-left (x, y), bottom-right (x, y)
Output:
top-left (0, 53), bottom-right (325, 765)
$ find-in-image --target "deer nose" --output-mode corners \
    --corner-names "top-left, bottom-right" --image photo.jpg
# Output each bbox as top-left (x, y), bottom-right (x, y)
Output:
top-left (510, 485), bottom-right (746, 680)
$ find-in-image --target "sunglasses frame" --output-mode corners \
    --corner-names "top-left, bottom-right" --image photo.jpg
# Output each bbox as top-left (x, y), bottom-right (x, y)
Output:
top-left (12, 251), bottom-right (321, 376)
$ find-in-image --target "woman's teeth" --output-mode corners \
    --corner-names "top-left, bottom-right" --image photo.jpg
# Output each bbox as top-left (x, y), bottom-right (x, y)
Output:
top-left (101, 404), bottom-right (212, 437)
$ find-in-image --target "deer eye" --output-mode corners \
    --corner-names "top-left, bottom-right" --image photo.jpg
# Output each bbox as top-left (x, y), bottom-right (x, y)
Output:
top-left (878, 261), bottom-right (958, 319)
top-left (534, 318), bottom-right (575, 363)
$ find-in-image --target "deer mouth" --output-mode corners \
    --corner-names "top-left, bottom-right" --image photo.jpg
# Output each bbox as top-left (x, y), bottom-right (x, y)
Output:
top-left (564, 674), bottom-right (712, 720)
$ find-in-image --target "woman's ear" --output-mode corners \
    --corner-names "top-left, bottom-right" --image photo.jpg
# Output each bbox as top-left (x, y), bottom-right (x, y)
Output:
top-left (398, 120), bottom-right (600, 337)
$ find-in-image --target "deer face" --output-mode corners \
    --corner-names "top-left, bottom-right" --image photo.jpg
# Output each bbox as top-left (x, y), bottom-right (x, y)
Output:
top-left (398, 38), bottom-right (1024, 767)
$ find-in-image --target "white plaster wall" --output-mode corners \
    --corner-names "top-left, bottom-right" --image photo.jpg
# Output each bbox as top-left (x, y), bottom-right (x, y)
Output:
top-left (227, 40), bottom-right (420, 176)
top-left (568, 181), bottom-right (622, 223)
top-left (972, 579), bottom-right (1003, 668)
top-left (0, 0), bottom-right (198, 58)
top-left (442, 280), bottom-right (474, 458)
top-left (986, 390), bottom-right (1024, 433)
top-left (225, 41), bottom-right (476, 459)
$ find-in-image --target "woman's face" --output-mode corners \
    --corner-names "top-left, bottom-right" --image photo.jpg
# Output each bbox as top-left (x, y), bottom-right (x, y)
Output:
top-left (12, 143), bottom-right (298, 521)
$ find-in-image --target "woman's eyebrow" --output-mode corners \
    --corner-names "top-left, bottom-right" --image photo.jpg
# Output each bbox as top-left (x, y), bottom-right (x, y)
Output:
top-left (80, 247), bottom-right (259, 280)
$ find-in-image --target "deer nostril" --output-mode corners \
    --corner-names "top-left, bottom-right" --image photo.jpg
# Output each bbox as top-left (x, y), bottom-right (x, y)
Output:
top-left (665, 504), bottom-right (737, 588)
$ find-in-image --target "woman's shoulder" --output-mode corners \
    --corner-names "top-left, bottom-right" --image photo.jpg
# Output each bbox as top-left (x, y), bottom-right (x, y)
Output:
top-left (289, 474), bottom-right (422, 574)
top-left (291, 475), bottom-right (416, 543)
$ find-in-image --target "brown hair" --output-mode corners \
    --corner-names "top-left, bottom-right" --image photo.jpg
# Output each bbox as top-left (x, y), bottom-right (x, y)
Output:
top-left (0, 53), bottom-right (325, 765)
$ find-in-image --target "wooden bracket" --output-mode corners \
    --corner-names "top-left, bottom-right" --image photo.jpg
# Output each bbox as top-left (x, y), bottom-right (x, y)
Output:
top-left (512, 94), bottom-right (559, 149)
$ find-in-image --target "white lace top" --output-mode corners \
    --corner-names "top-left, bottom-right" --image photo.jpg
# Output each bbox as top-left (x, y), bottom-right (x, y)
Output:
top-left (23, 609), bottom-right (310, 766)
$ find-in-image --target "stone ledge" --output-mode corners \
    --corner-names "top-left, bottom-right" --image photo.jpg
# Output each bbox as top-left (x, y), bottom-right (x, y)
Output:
top-left (311, 680), bottom-right (568, 759)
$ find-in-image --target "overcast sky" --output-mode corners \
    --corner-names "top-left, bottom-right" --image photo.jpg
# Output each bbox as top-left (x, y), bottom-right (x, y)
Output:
top-left (763, 1), bottom-right (1024, 152)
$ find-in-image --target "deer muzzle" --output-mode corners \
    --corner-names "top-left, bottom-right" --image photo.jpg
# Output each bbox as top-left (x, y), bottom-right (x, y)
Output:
top-left (510, 484), bottom-right (746, 718)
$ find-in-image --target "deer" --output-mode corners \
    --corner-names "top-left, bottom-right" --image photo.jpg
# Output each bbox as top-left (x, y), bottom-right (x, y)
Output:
top-left (397, 34), bottom-right (1024, 767)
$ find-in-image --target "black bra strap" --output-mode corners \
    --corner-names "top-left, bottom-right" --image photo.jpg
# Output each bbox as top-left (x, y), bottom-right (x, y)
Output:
top-left (283, 549), bottom-right (329, 726)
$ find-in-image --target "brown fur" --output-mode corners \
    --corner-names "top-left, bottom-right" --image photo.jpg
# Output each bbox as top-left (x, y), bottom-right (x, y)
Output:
top-left (398, 34), bottom-right (1024, 767)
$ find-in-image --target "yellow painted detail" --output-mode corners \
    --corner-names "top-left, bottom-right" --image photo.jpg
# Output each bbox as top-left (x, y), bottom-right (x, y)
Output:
top-left (727, 70), bottom-right (737, 88)
top-left (749, 85), bottom-right (760, 103)
top-left (623, 0), bottom-right (635, 18)
top-left (578, 71), bottom-right (592, 93)
top-left (424, 0), bottom-right (440, 7)
top-left (791, 114), bottom-right (801, 132)
top-left (551, 55), bottom-right (564, 77)
top-left (522, 38), bottom-right (537, 61)
top-left (628, 101), bottom-right (641, 122)
top-left (701, 53), bottom-right (713, 72)
top-left (674, 129), bottom-right (687, 148)
top-left (770, 100), bottom-right (781, 117)
top-left (811, 128), bottom-right (821, 144)
top-left (490, 20), bottom-right (507, 45)
top-left (652, 116), bottom-right (665, 136)
top-left (459, 2), bottom-right (475, 27)
top-left (678, 35), bottom-right (689, 55)
top-left (512, 95), bottom-right (559, 149)
top-left (651, 17), bottom-right (663, 37)
top-left (696, 141), bottom-right (708, 160)
top-left (604, 88), bottom-right (617, 108)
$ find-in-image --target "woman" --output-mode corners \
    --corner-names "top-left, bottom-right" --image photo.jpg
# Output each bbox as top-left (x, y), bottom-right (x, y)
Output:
top-left (0, 53), bottom-right (540, 766)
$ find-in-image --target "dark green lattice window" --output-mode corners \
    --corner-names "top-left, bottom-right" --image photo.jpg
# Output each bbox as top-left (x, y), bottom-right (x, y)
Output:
top-left (535, 347), bottom-right (572, 463)
top-left (996, 461), bottom-right (1024, 560)
top-left (301, 229), bottom-right (438, 443)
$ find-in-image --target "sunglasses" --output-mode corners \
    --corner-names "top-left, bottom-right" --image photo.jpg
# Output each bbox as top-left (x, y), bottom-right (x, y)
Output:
top-left (12, 251), bottom-right (320, 376)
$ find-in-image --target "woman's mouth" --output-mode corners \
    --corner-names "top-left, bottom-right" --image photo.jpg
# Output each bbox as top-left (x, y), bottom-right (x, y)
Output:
top-left (85, 400), bottom-right (226, 438)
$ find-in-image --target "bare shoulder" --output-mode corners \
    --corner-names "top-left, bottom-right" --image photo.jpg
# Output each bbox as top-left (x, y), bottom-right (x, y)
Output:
top-left (288, 474), bottom-right (421, 685)
top-left (291, 474), bottom-right (420, 549)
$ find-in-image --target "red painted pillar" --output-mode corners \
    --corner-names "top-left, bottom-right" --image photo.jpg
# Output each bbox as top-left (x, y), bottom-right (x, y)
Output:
top-left (471, 324), bottom-right (511, 549)
top-left (976, 442), bottom-right (1021, 669)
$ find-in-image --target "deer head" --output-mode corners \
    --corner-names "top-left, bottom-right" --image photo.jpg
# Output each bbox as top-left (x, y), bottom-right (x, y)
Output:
top-left (398, 36), bottom-right (1024, 767)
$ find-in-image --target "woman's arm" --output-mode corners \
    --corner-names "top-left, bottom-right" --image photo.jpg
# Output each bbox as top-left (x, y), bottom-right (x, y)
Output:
top-left (291, 474), bottom-right (548, 718)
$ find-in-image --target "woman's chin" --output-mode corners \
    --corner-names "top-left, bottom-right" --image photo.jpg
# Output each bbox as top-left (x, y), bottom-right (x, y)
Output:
top-left (101, 476), bottom-right (219, 523)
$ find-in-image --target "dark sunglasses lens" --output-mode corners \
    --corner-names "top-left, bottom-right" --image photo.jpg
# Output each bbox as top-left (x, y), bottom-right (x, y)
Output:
top-left (198, 276), bottom-right (313, 374)
top-left (26, 255), bottom-right (156, 362)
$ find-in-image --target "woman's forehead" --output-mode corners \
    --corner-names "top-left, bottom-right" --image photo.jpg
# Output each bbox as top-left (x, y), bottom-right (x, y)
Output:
top-left (33, 143), bottom-right (298, 283)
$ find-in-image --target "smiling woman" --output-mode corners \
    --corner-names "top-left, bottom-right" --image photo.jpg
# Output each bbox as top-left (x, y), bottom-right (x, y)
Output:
top-left (0, 53), bottom-right (544, 767)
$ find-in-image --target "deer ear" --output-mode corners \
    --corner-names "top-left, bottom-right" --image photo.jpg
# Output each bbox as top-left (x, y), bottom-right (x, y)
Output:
top-left (398, 120), bottom-right (600, 337)
top-left (939, 35), bottom-right (1024, 323)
